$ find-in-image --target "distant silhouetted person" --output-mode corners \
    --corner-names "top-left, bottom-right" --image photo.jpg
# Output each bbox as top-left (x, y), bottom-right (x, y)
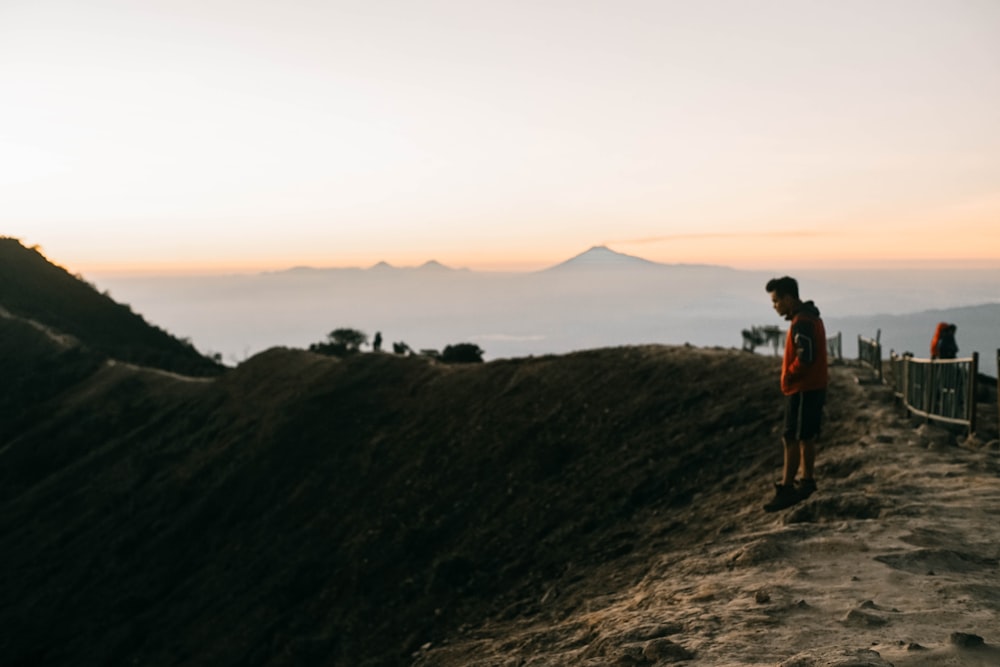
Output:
top-left (934, 323), bottom-right (958, 360)
top-left (373, 331), bottom-right (382, 352)
top-left (763, 276), bottom-right (828, 512)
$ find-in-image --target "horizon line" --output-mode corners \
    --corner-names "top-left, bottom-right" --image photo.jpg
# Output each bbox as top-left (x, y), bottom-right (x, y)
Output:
top-left (79, 255), bottom-right (1000, 277)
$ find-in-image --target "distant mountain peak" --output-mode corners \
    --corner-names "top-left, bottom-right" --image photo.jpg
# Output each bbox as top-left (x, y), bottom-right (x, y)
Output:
top-left (418, 260), bottom-right (452, 271)
top-left (369, 261), bottom-right (395, 271)
top-left (545, 245), bottom-right (660, 271)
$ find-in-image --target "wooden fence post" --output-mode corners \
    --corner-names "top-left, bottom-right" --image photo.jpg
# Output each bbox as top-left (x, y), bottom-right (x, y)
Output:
top-left (903, 355), bottom-right (910, 410)
top-left (875, 329), bottom-right (882, 383)
top-left (968, 352), bottom-right (978, 436)
top-left (924, 361), bottom-right (934, 424)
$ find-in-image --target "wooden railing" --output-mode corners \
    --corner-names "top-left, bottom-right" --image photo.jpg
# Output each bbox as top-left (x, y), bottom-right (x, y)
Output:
top-left (827, 331), bottom-right (843, 363)
top-left (741, 325), bottom-right (783, 355)
top-left (742, 328), bottom-right (995, 436)
top-left (889, 352), bottom-right (979, 435)
top-left (741, 327), bottom-right (842, 364)
top-left (858, 331), bottom-right (882, 381)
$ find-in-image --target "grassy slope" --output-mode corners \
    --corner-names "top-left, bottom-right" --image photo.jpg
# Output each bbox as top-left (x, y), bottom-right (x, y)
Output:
top-left (0, 237), bottom-right (222, 376)
top-left (0, 340), bottom-right (798, 667)
top-left (0, 316), bottom-right (106, 440)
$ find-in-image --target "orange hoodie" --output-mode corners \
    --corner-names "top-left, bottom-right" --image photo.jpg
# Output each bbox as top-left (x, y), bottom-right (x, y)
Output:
top-left (781, 300), bottom-right (828, 395)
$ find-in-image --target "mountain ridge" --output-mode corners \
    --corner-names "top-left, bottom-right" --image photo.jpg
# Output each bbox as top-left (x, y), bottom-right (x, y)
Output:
top-left (4, 328), bottom-right (997, 666)
top-left (255, 245), bottom-right (729, 276)
top-left (0, 332), bottom-right (789, 665)
top-left (0, 237), bottom-right (223, 376)
top-left (2, 243), bottom-right (999, 666)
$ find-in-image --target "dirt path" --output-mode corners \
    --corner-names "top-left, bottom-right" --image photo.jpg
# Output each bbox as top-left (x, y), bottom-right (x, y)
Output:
top-left (0, 305), bottom-right (79, 349)
top-left (417, 367), bottom-right (1000, 666)
top-left (105, 358), bottom-right (216, 383)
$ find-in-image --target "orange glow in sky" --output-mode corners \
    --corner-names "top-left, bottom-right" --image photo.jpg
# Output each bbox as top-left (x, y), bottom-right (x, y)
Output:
top-left (3, 1), bottom-right (999, 277)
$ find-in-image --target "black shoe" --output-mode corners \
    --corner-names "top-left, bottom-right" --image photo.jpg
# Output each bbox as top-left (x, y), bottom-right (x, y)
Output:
top-left (763, 483), bottom-right (801, 512)
top-left (796, 478), bottom-right (817, 500)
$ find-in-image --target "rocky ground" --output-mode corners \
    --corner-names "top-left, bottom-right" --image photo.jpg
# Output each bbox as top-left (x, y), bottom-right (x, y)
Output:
top-left (414, 367), bottom-right (1000, 667)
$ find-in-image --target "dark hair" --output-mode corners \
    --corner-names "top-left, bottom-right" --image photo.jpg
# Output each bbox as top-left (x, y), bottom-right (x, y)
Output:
top-left (766, 276), bottom-right (799, 299)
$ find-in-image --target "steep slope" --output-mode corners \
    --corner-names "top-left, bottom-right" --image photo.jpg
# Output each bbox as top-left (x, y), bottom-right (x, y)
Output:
top-left (5, 337), bottom-right (995, 667)
top-left (0, 237), bottom-right (222, 376)
top-left (1, 340), bottom-right (795, 666)
top-left (0, 312), bottom-right (106, 441)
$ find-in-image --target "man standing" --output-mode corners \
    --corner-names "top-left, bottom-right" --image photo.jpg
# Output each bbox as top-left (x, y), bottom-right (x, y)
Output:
top-left (763, 276), bottom-right (828, 512)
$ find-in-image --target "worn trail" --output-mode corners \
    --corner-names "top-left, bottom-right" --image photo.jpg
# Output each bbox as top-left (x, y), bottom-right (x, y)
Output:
top-left (417, 367), bottom-right (1000, 666)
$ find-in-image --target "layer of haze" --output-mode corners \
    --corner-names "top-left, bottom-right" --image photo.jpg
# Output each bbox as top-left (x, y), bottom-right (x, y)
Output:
top-left (3, 0), bottom-right (1000, 274)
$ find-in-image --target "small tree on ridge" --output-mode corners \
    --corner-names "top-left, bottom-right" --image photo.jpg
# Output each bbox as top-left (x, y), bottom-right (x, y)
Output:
top-left (309, 327), bottom-right (368, 357)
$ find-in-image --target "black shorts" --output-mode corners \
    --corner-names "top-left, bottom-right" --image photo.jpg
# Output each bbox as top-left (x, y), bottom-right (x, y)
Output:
top-left (784, 389), bottom-right (826, 442)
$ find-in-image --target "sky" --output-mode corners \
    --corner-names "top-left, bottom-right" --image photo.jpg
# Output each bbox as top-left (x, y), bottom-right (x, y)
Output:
top-left (3, 0), bottom-right (1000, 275)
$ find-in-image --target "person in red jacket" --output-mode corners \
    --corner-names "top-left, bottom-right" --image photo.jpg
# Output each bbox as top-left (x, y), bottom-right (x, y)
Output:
top-left (930, 322), bottom-right (948, 359)
top-left (763, 276), bottom-right (828, 512)
top-left (930, 322), bottom-right (959, 360)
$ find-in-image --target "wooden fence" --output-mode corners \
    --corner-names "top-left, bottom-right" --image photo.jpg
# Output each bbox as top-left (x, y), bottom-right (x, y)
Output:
top-left (858, 331), bottom-right (882, 381)
top-left (827, 331), bottom-right (843, 363)
top-left (741, 325), bottom-right (783, 355)
top-left (742, 326), bottom-right (842, 364)
top-left (888, 352), bottom-right (979, 435)
top-left (743, 331), bottom-right (996, 435)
